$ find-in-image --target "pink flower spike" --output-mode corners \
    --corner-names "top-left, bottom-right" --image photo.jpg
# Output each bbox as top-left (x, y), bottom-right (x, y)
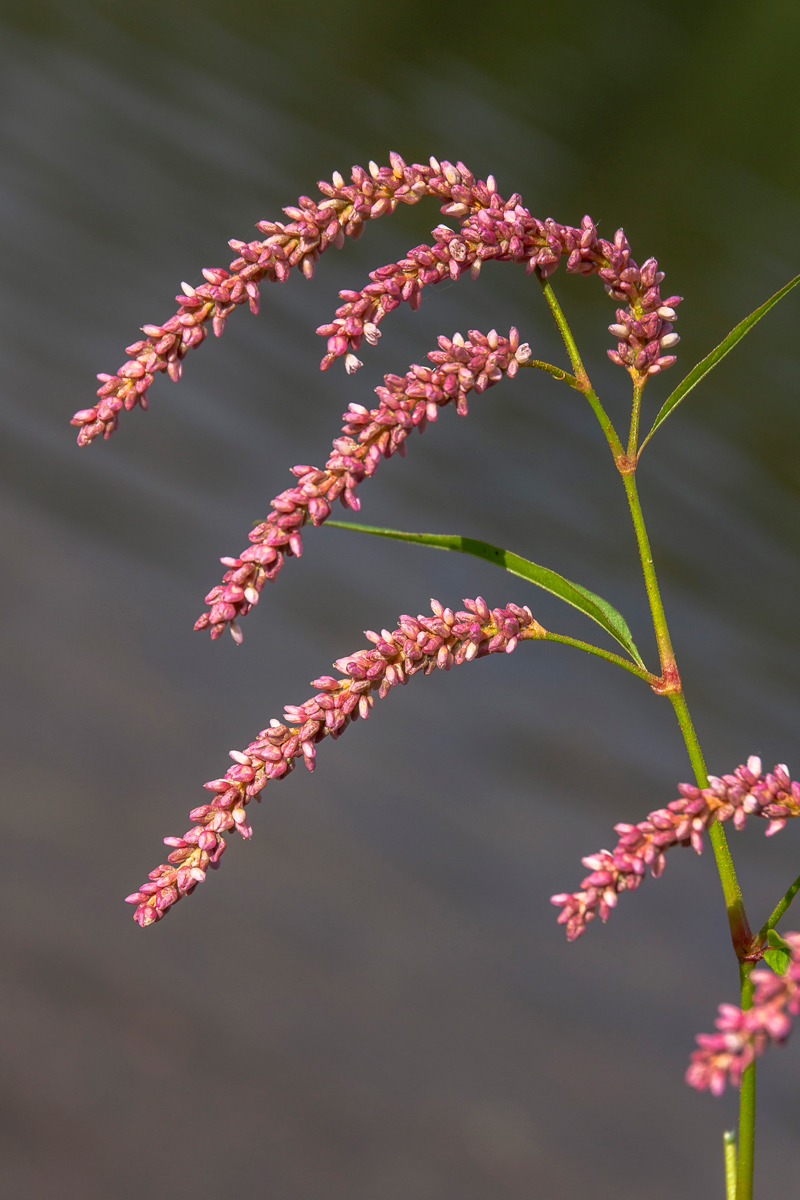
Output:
top-left (75, 157), bottom-right (678, 447)
top-left (195, 328), bottom-right (529, 640)
top-left (553, 759), bottom-right (800, 939)
top-left (126, 596), bottom-right (547, 926)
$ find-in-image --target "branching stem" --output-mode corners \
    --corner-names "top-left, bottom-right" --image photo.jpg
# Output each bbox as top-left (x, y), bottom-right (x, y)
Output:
top-left (756, 870), bottom-right (800, 944)
top-left (520, 359), bottom-right (577, 386)
top-left (541, 631), bottom-right (657, 683)
top-left (536, 270), bottom-right (625, 461)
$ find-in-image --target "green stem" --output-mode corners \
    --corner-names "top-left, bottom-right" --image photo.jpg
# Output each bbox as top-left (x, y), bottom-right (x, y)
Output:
top-left (628, 383), bottom-right (644, 460)
top-left (624, 461), bottom-right (754, 951)
top-left (535, 271), bottom-right (625, 459)
top-left (756, 870), bottom-right (800, 943)
top-left (520, 358), bottom-right (577, 387)
top-left (626, 469), bottom-right (753, 954)
top-left (669, 694), bottom-right (753, 955)
top-left (621, 473), bottom-right (677, 679)
top-left (583, 384), bottom-right (626, 461)
top-left (541, 631), bottom-right (657, 683)
top-left (736, 965), bottom-right (756, 1200)
top-left (724, 1130), bottom-right (737, 1200)
top-left (535, 269), bottom-right (588, 379)
top-left (624, 429), bottom-right (757, 1200)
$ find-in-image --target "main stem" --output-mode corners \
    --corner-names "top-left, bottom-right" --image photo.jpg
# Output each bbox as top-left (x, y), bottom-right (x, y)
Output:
top-left (737, 965), bottom-right (756, 1200)
top-left (621, 473), bottom-right (678, 684)
top-left (538, 279), bottom-right (757, 1197)
top-left (623, 464), bottom-right (755, 1200)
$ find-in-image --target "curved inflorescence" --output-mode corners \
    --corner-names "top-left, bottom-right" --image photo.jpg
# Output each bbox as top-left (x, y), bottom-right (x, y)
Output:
top-left (551, 758), bottom-right (800, 941)
top-left (194, 328), bottom-right (531, 641)
top-left (686, 931), bottom-right (800, 1095)
top-left (72, 154), bottom-right (681, 446)
top-left (126, 596), bottom-right (545, 927)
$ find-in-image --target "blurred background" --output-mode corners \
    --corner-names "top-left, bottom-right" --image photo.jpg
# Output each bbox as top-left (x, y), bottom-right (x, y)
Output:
top-left (0, 1), bottom-right (799, 1195)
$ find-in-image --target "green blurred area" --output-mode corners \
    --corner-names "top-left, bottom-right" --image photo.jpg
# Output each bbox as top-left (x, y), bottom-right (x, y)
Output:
top-left (7, 0), bottom-right (798, 200)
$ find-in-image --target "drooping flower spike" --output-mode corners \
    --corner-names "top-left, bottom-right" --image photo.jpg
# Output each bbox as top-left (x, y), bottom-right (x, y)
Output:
top-left (194, 328), bottom-right (532, 641)
top-left (72, 155), bottom-right (681, 446)
top-left (686, 931), bottom-right (800, 1095)
top-left (126, 597), bottom-right (545, 927)
top-left (551, 758), bottom-right (800, 941)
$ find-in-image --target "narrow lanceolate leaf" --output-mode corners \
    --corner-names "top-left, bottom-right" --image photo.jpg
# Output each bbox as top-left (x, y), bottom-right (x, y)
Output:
top-left (327, 520), bottom-right (645, 667)
top-left (641, 271), bottom-right (800, 450)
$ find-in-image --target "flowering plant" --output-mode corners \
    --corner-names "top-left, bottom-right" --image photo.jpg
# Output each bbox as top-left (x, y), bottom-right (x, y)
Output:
top-left (72, 153), bottom-right (800, 1199)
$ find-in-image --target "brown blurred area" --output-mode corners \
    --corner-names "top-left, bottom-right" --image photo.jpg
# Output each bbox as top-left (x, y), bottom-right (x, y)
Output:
top-left (0, 2), bottom-right (799, 1195)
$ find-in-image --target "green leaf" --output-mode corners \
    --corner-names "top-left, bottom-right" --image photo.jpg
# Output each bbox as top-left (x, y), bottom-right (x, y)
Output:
top-left (327, 520), bottom-right (646, 668)
top-left (763, 947), bottom-right (790, 975)
top-left (641, 272), bottom-right (800, 450)
top-left (764, 928), bottom-right (792, 976)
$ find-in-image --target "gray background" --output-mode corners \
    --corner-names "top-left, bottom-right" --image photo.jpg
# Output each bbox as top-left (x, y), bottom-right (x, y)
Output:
top-left (1, 2), bottom-right (799, 1195)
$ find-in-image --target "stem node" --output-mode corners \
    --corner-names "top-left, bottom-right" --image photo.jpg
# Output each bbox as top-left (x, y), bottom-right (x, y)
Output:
top-left (649, 665), bottom-right (682, 695)
top-left (615, 452), bottom-right (639, 475)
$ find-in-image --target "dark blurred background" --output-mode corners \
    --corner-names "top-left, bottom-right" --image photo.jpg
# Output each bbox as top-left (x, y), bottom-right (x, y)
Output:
top-left (0, 2), bottom-right (798, 1196)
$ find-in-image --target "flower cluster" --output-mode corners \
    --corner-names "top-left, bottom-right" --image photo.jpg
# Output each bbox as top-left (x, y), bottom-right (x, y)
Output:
top-left (71, 155), bottom-right (680, 446)
top-left (551, 758), bottom-right (800, 941)
top-left (194, 328), bottom-right (531, 641)
top-left (126, 597), bottom-right (544, 927)
top-left (318, 180), bottom-right (681, 382)
top-left (686, 931), bottom-right (800, 1095)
